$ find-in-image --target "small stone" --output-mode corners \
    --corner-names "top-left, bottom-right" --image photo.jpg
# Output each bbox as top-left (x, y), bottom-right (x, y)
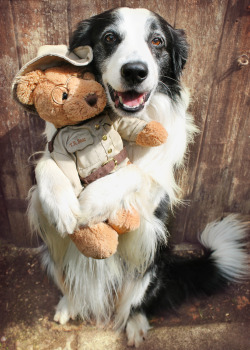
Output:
top-left (1, 336), bottom-right (7, 342)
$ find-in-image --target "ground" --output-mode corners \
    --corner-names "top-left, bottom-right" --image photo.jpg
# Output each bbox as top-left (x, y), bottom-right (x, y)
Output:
top-left (0, 239), bottom-right (249, 350)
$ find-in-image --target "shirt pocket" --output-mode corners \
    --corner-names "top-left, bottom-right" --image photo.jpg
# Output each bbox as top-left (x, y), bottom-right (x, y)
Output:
top-left (66, 128), bottom-right (102, 172)
top-left (66, 129), bottom-right (94, 153)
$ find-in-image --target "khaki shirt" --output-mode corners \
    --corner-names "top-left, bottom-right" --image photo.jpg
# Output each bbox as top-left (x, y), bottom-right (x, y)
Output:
top-left (50, 113), bottom-right (147, 196)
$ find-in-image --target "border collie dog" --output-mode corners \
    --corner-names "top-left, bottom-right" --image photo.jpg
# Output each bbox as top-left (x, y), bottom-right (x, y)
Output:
top-left (29, 7), bottom-right (249, 347)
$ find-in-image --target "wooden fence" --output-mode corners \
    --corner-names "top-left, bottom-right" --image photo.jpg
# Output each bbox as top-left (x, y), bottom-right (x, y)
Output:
top-left (0, 0), bottom-right (249, 246)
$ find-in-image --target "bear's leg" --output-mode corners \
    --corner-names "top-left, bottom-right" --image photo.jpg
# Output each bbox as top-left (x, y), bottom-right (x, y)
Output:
top-left (70, 222), bottom-right (118, 259)
top-left (108, 207), bottom-right (140, 234)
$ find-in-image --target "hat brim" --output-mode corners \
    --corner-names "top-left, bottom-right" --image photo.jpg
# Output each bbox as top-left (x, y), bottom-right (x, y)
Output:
top-left (13, 45), bottom-right (93, 80)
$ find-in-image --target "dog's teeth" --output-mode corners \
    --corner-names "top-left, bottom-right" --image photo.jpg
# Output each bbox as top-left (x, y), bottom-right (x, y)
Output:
top-left (108, 85), bottom-right (150, 112)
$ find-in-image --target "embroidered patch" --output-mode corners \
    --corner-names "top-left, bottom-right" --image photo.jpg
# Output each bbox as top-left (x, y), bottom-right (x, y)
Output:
top-left (66, 129), bottom-right (94, 153)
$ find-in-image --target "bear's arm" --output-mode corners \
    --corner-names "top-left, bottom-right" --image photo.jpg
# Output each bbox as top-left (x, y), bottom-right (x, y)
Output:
top-left (113, 117), bottom-right (168, 147)
top-left (113, 117), bottom-right (148, 142)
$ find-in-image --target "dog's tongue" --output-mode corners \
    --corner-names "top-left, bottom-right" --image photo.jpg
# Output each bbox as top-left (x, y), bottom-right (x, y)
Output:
top-left (117, 91), bottom-right (145, 107)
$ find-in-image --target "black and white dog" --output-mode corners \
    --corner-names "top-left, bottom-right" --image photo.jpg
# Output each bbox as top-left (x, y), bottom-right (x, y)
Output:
top-left (29, 7), bottom-right (249, 347)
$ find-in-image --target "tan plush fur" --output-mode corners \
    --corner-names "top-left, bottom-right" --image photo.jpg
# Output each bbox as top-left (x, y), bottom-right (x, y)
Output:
top-left (70, 223), bottom-right (119, 259)
top-left (16, 65), bottom-right (168, 260)
top-left (16, 65), bottom-right (107, 128)
top-left (16, 65), bottom-right (142, 259)
top-left (136, 121), bottom-right (168, 147)
top-left (17, 70), bottom-right (45, 105)
top-left (108, 208), bottom-right (140, 234)
top-left (72, 207), bottom-right (141, 259)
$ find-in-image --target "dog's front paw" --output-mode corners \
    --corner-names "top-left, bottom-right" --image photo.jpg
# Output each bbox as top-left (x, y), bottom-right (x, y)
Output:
top-left (126, 313), bottom-right (151, 348)
top-left (78, 183), bottom-right (115, 226)
top-left (39, 184), bottom-right (81, 235)
top-left (54, 296), bottom-right (75, 325)
top-left (78, 165), bottom-right (144, 226)
top-left (36, 156), bottom-right (81, 235)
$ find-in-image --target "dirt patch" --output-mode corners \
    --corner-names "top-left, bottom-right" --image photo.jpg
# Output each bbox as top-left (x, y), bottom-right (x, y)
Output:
top-left (0, 240), bottom-right (249, 349)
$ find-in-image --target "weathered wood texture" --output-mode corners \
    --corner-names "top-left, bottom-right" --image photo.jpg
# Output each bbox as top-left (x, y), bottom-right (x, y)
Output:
top-left (0, 0), bottom-right (249, 246)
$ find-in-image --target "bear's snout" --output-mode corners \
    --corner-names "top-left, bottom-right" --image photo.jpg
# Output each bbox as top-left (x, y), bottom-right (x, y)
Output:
top-left (85, 93), bottom-right (98, 107)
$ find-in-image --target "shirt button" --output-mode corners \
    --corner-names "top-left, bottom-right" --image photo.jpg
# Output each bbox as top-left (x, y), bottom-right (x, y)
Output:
top-left (95, 124), bottom-right (100, 130)
top-left (108, 148), bottom-right (112, 154)
top-left (102, 135), bottom-right (107, 141)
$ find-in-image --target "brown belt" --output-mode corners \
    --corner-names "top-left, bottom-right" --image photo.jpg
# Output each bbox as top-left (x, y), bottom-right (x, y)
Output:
top-left (80, 148), bottom-right (128, 185)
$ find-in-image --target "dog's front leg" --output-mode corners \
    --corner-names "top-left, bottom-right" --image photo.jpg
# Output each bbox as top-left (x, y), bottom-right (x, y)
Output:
top-left (77, 164), bottom-right (149, 226)
top-left (35, 153), bottom-right (81, 235)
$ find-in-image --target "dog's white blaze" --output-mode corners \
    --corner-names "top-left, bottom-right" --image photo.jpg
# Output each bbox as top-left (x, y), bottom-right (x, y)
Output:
top-left (103, 8), bottom-right (159, 95)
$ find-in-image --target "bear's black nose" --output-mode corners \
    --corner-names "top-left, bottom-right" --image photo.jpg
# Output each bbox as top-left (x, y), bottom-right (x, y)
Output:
top-left (85, 93), bottom-right (98, 106)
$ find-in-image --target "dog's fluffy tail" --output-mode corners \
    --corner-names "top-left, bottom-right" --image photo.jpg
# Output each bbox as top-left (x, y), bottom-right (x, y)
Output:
top-left (199, 215), bottom-right (249, 282)
top-left (144, 215), bottom-right (249, 314)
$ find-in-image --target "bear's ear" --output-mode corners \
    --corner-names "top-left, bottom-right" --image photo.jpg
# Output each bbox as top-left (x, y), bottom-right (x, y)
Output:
top-left (82, 71), bottom-right (95, 81)
top-left (16, 70), bottom-right (45, 105)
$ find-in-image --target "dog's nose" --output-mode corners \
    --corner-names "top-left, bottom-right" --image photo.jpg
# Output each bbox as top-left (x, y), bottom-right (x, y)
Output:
top-left (85, 93), bottom-right (98, 106)
top-left (121, 62), bottom-right (148, 85)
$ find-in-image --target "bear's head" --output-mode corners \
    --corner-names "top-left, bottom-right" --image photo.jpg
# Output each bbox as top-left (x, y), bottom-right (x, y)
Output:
top-left (16, 65), bottom-right (107, 128)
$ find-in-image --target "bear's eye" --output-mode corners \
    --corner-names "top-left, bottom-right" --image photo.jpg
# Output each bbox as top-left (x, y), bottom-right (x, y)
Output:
top-left (62, 92), bottom-right (68, 100)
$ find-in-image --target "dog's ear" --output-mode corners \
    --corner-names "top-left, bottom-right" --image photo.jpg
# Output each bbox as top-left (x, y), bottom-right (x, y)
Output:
top-left (70, 19), bottom-right (92, 50)
top-left (70, 9), bottom-right (116, 51)
top-left (168, 27), bottom-right (188, 79)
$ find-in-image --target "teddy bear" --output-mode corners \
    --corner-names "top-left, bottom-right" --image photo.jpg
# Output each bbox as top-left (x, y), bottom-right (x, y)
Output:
top-left (14, 52), bottom-right (168, 259)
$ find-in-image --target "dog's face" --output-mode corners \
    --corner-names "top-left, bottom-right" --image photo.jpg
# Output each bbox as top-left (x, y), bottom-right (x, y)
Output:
top-left (70, 7), bottom-right (188, 117)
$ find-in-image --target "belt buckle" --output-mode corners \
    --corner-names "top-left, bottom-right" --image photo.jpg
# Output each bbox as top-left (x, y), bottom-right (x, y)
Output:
top-left (102, 157), bottom-right (118, 169)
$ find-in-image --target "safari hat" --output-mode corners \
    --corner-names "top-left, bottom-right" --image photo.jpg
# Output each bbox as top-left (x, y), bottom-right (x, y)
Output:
top-left (12, 44), bottom-right (93, 110)
top-left (14, 44), bottom-right (93, 77)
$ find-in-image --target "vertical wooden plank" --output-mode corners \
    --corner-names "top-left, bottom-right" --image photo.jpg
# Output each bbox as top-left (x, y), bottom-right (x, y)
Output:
top-left (11, 0), bottom-right (70, 65)
top-left (68, 0), bottom-right (177, 37)
top-left (11, 0), bottom-right (71, 156)
top-left (0, 0), bottom-right (32, 245)
top-left (227, 116), bottom-right (250, 213)
top-left (0, 186), bottom-right (11, 239)
top-left (176, 0), bottom-right (250, 241)
top-left (169, 0), bottom-right (229, 242)
top-left (1, 0), bottom-right (249, 246)
top-left (0, 0), bottom-right (70, 246)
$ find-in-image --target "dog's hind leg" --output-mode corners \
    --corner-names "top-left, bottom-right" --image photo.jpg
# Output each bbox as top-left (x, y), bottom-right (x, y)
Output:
top-left (114, 274), bottom-right (152, 347)
top-left (126, 312), bottom-right (151, 348)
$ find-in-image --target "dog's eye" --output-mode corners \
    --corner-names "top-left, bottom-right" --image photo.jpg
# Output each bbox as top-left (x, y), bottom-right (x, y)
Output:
top-left (104, 33), bottom-right (117, 44)
top-left (151, 37), bottom-right (163, 47)
top-left (62, 92), bottom-right (68, 100)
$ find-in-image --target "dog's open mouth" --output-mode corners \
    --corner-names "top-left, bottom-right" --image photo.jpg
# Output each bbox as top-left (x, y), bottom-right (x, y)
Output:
top-left (108, 85), bottom-right (150, 113)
